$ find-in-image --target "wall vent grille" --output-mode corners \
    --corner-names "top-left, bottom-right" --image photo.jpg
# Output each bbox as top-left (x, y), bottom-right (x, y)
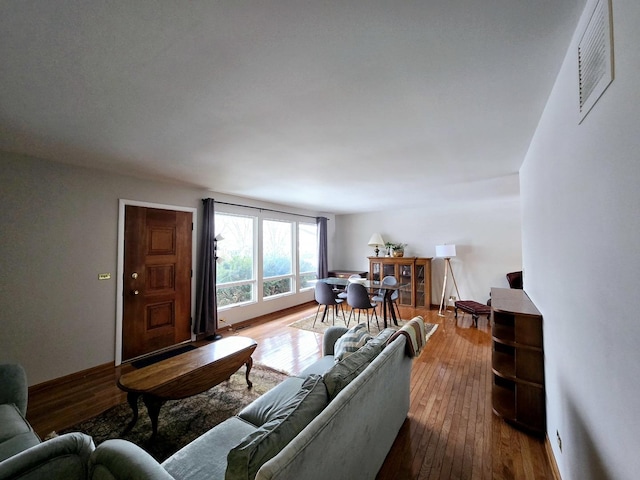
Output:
top-left (578, 0), bottom-right (614, 123)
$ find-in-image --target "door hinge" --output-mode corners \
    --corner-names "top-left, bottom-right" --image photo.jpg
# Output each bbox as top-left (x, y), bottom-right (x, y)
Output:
top-left (191, 269), bottom-right (193, 278)
top-left (191, 222), bottom-right (194, 231)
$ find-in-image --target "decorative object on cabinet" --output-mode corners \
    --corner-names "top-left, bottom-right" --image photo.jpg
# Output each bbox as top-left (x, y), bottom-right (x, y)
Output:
top-left (367, 233), bottom-right (385, 257)
top-left (435, 244), bottom-right (460, 316)
top-left (368, 256), bottom-right (431, 308)
top-left (491, 287), bottom-right (545, 436)
top-left (389, 243), bottom-right (407, 257)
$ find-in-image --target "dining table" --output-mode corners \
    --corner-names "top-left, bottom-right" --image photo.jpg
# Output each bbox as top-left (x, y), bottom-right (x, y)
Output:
top-left (314, 277), bottom-right (408, 329)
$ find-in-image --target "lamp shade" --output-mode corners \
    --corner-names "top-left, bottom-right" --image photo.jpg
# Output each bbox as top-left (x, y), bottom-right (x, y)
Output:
top-left (368, 233), bottom-right (385, 247)
top-left (435, 244), bottom-right (456, 257)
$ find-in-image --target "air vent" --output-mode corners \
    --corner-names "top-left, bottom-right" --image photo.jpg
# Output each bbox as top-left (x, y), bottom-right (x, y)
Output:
top-left (578, 0), bottom-right (614, 123)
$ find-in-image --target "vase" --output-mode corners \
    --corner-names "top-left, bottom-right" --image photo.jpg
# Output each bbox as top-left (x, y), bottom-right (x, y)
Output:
top-left (392, 250), bottom-right (404, 257)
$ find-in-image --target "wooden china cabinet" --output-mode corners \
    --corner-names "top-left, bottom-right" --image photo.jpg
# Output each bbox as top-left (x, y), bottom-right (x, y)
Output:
top-left (368, 257), bottom-right (432, 308)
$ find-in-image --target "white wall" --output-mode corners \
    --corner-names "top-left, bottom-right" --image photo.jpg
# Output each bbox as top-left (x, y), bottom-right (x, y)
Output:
top-left (334, 174), bottom-right (523, 305)
top-left (0, 153), bottom-right (329, 385)
top-left (520, 0), bottom-right (640, 478)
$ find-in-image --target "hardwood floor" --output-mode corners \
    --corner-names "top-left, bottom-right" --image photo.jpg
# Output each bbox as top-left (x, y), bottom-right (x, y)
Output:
top-left (26, 304), bottom-right (554, 479)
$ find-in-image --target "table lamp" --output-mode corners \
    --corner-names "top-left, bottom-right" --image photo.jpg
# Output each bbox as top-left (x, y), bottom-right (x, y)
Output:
top-left (368, 233), bottom-right (385, 257)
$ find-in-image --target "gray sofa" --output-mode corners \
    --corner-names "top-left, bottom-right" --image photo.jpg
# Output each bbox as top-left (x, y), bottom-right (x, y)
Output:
top-left (2, 317), bottom-right (421, 480)
top-left (91, 322), bottom-right (416, 480)
top-left (0, 364), bottom-right (95, 480)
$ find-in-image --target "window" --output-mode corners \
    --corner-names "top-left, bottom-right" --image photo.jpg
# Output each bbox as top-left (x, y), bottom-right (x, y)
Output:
top-left (263, 219), bottom-right (294, 298)
top-left (215, 213), bottom-right (256, 307)
top-left (298, 222), bottom-right (318, 289)
top-left (214, 208), bottom-right (320, 309)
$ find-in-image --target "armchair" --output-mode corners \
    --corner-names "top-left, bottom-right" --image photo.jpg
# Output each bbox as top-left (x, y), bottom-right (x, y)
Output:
top-left (0, 364), bottom-right (95, 479)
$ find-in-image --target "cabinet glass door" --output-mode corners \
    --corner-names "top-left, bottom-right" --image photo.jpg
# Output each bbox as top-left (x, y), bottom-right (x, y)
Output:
top-left (370, 261), bottom-right (382, 282)
top-left (415, 262), bottom-right (426, 307)
top-left (382, 264), bottom-right (395, 278)
top-left (398, 261), bottom-right (413, 305)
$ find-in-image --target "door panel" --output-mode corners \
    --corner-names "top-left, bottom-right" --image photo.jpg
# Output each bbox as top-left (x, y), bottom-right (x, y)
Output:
top-left (123, 206), bottom-right (192, 361)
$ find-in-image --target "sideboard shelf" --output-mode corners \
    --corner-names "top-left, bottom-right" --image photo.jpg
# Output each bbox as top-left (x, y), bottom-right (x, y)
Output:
top-left (491, 288), bottom-right (545, 436)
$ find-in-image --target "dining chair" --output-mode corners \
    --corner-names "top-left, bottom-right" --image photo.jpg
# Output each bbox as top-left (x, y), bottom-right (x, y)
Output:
top-left (372, 275), bottom-right (400, 321)
top-left (337, 274), bottom-right (361, 300)
top-left (346, 282), bottom-right (379, 331)
top-left (314, 281), bottom-right (346, 327)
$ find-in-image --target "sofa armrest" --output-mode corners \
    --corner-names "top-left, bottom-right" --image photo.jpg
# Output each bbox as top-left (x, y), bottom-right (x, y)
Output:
top-left (323, 327), bottom-right (349, 356)
top-left (0, 364), bottom-right (28, 416)
top-left (0, 432), bottom-right (94, 480)
top-left (89, 439), bottom-right (175, 480)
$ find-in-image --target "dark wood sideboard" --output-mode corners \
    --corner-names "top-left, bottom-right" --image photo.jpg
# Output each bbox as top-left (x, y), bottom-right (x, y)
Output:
top-left (328, 270), bottom-right (368, 279)
top-left (491, 287), bottom-right (545, 436)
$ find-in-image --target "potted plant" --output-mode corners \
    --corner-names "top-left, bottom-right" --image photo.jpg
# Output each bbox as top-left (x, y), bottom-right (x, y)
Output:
top-left (390, 243), bottom-right (407, 257)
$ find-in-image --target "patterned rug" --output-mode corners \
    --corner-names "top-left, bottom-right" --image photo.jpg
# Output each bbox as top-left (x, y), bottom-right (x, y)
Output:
top-left (51, 364), bottom-right (288, 462)
top-left (289, 309), bottom-right (438, 340)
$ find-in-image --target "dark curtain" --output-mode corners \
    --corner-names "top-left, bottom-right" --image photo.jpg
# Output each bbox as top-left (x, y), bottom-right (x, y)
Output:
top-left (317, 216), bottom-right (328, 279)
top-left (195, 198), bottom-right (218, 336)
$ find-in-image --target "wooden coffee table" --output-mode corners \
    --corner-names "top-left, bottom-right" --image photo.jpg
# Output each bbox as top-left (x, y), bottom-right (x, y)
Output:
top-left (117, 336), bottom-right (257, 438)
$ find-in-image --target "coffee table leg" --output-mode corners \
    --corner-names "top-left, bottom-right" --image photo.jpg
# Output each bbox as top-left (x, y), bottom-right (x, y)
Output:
top-left (245, 357), bottom-right (253, 389)
top-left (143, 394), bottom-right (164, 439)
top-left (123, 392), bottom-right (140, 433)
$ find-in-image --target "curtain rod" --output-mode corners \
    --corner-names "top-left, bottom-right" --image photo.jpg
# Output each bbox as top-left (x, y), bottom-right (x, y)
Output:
top-left (212, 200), bottom-right (328, 220)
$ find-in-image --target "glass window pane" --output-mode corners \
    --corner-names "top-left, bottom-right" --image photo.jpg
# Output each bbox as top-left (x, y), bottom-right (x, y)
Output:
top-left (263, 278), bottom-right (292, 297)
top-left (263, 219), bottom-right (293, 298)
top-left (217, 284), bottom-right (253, 307)
top-left (263, 220), bottom-right (292, 278)
top-left (215, 213), bottom-right (255, 283)
top-left (298, 222), bottom-right (318, 288)
top-left (214, 213), bottom-right (256, 307)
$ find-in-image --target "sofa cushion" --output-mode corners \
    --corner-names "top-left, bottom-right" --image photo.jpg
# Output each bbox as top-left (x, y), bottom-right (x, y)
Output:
top-left (225, 374), bottom-right (328, 480)
top-left (0, 404), bottom-right (40, 462)
top-left (162, 416), bottom-right (258, 480)
top-left (323, 337), bottom-right (385, 400)
top-left (297, 355), bottom-right (335, 377)
top-left (333, 323), bottom-right (372, 361)
top-left (237, 377), bottom-right (305, 427)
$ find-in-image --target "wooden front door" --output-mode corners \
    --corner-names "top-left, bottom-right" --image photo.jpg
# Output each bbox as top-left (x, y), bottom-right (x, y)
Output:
top-left (123, 206), bottom-right (193, 361)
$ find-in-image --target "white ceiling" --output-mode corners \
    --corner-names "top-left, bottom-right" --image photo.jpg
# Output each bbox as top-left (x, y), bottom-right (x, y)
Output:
top-left (0, 1), bottom-right (584, 214)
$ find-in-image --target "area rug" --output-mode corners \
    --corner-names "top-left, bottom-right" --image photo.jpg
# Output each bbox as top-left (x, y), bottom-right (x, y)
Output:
top-left (289, 310), bottom-right (438, 341)
top-left (53, 365), bottom-right (288, 462)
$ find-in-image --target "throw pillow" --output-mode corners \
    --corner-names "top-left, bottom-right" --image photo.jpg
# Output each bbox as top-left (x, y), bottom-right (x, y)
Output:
top-left (225, 374), bottom-right (328, 480)
top-left (323, 344), bottom-right (377, 400)
top-left (333, 323), bottom-right (372, 361)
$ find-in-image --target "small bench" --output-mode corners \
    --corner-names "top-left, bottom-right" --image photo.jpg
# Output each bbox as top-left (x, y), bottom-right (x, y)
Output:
top-left (454, 300), bottom-right (491, 327)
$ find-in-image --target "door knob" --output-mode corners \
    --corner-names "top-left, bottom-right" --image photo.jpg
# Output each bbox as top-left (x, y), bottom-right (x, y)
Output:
top-left (131, 272), bottom-right (138, 279)
top-left (131, 290), bottom-right (139, 295)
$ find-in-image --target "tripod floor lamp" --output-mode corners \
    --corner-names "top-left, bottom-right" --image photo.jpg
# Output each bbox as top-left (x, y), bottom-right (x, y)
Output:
top-left (436, 244), bottom-right (460, 316)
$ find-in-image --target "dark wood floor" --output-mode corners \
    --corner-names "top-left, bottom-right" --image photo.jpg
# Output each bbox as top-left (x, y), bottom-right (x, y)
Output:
top-left (26, 304), bottom-right (555, 480)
